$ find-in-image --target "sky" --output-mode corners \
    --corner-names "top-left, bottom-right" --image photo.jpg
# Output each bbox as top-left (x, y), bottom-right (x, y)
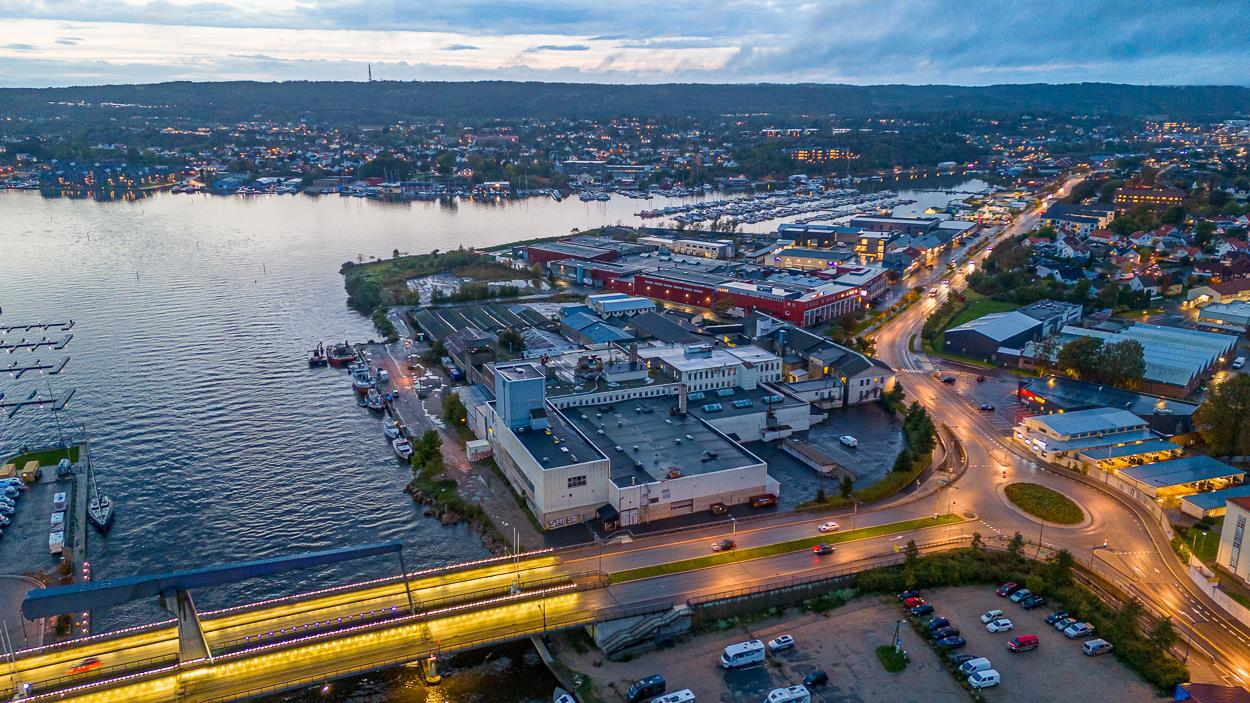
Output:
top-left (0, 0), bottom-right (1247, 88)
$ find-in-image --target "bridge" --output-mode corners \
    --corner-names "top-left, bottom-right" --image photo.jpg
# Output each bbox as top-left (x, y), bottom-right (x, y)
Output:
top-left (2, 508), bottom-right (968, 702)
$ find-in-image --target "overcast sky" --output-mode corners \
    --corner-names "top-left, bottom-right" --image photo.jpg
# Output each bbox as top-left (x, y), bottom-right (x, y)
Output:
top-left (0, 0), bottom-right (1247, 88)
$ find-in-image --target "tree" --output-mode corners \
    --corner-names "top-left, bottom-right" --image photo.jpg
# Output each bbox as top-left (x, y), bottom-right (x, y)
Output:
top-left (1149, 617), bottom-right (1178, 653)
top-left (1034, 336), bottom-right (1059, 376)
top-left (1024, 574), bottom-right (1046, 596)
top-left (815, 487), bottom-right (826, 503)
top-left (840, 475), bottom-right (854, 499)
top-left (1194, 374), bottom-right (1250, 456)
top-left (892, 448), bottom-right (913, 473)
top-left (1046, 549), bottom-right (1075, 588)
top-left (1099, 340), bottom-right (1146, 389)
top-left (442, 391), bottom-right (468, 427)
top-left (904, 539), bottom-right (919, 566)
top-left (497, 327), bottom-right (525, 353)
top-left (971, 532), bottom-right (985, 550)
top-left (1057, 336), bottom-right (1103, 379)
top-left (1007, 532), bottom-right (1025, 558)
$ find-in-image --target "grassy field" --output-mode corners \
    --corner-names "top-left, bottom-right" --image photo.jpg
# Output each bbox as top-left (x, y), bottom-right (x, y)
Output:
top-left (611, 514), bottom-right (963, 583)
top-left (1004, 482), bottom-right (1084, 524)
top-left (4, 445), bottom-right (79, 467)
top-left (875, 645), bottom-right (909, 673)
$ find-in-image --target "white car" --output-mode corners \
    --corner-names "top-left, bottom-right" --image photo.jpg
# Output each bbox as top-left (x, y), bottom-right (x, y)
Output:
top-left (979, 609), bottom-right (1004, 623)
top-left (767, 635), bottom-right (795, 653)
top-left (986, 618), bottom-right (1014, 633)
top-left (818, 521), bottom-right (840, 533)
top-left (839, 435), bottom-right (858, 448)
top-left (1064, 622), bottom-right (1095, 639)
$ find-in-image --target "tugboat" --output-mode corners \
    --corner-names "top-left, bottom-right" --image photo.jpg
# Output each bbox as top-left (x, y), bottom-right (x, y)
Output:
top-left (327, 342), bottom-right (357, 367)
top-left (365, 388), bottom-right (385, 412)
top-left (308, 342), bottom-right (329, 368)
top-left (391, 437), bottom-right (414, 460)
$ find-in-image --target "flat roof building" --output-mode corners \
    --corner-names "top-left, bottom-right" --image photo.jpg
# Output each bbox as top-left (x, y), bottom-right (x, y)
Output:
top-left (1016, 375), bottom-right (1198, 436)
top-left (1118, 456), bottom-right (1244, 500)
top-left (1014, 407), bottom-right (1155, 469)
top-left (1217, 497), bottom-right (1250, 586)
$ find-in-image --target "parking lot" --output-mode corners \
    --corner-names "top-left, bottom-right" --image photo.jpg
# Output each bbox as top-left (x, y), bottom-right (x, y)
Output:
top-left (554, 597), bottom-right (966, 702)
top-left (912, 586), bottom-right (1160, 702)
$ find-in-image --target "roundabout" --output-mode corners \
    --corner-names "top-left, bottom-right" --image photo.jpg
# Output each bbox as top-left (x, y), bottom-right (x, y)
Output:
top-left (1001, 481), bottom-right (1089, 528)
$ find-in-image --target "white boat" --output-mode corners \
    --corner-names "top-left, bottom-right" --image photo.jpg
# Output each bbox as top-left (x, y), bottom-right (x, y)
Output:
top-left (365, 389), bottom-right (385, 411)
top-left (553, 689), bottom-right (577, 703)
top-left (392, 437), bottom-right (413, 460)
top-left (383, 418), bottom-right (402, 439)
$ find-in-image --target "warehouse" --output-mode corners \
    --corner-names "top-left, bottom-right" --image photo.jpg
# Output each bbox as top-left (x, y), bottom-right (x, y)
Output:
top-left (1117, 456), bottom-right (1245, 501)
top-left (943, 310), bottom-right (1046, 360)
top-left (1016, 375), bottom-right (1198, 436)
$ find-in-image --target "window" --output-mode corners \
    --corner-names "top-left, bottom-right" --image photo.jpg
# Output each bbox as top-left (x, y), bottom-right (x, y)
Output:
top-left (1232, 516), bottom-right (1246, 572)
top-left (567, 475), bottom-right (587, 488)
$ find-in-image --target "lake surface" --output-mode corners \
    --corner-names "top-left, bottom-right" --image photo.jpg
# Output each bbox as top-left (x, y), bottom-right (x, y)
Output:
top-left (0, 179), bottom-right (982, 700)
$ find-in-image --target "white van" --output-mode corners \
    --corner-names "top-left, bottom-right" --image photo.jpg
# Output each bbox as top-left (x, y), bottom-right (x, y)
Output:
top-left (967, 669), bottom-right (1000, 689)
top-left (651, 690), bottom-right (695, 703)
top-left (1234, 356), bottom-right (1246, 370)
top-left (958, 657), bottom-right (993, 676)
top-left (720, 639), bottom-right (766, 669)
top-left (1083, 638), bottom-right (1114, 656)
top-left (765, 685), bottom-right (811, 703)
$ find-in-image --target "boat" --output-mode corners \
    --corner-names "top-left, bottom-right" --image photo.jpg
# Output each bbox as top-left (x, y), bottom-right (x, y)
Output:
top-left (352, 364), bottom-right (377, 393)
top-left (327, 342), bottom-right (357, 367)
top-left (365, 389), bottom-right (385, 411)
top-left (553, 688), bottom-right (577, 703)
top-left (84, 452), bottom-right (114, 533)
top-left (391, 437), bottom-right (414, 460)
top-left (383, 417), bottom-right (402, 439)
top-left (308, 342), bottom-right (329, 368)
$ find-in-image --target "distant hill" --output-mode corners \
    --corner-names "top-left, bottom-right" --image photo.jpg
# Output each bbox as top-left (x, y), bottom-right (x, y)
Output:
top-left (3, 81), bottom-right (1249, 123)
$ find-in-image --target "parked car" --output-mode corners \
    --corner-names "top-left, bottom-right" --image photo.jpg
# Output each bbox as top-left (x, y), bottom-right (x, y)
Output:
top-left (1063, 622), bottom-right (1095, 639)
top-left (897, 590), bottom-right (921, 601)
top-left (980, 609), bottom-right (1004, 623)
top-left (986, 618), bottom-right (1014, 633)
top-left (626, 675), bottom-right (665, 703)
top-left (936, 636), bottom-right (966, 650)
top-left (932, 627), bottom-right (961, 640)
top-left (839, 435), bottom-right (858, 448)
top-left (941, 376), bottom-right (957, 384)
top-left (767, 635), bottom-right (796, 652)
top-left (1044, 611), bottom-right (1071, 625)
top-left (925, 617), bottom-right (951, 632)
top-left (967, 669), bottom-right (1001, 689)
top-left (950, 654), bottom-right (981, 667)
top-left (904, 596), bottom-right (926, 608)
top-left (811, 543), bottom-right (835, 556)
top-left (1008, 588), bottom-right (1032, 603)
top-left (1082, 639), bottom-right (1114, 656)
top-left (958, 657), bottom-right (993, 676)
top-left (711, 539), bottom-right (735, 552)
top-left (1054, 617), bottom-right (1077, 632)
top-left (1007, 635), bottom-right (1039, 652)
top-left (1020, 594), bottom-right (1047, 610)
top-left (802, 670), bottom-right (829, 687)
top-left (818, 521), bottom-right (840, 533)
top-left (996, 582), bottom-right (1020, 597)
top-left (911, 604), bottom-right (934, 616)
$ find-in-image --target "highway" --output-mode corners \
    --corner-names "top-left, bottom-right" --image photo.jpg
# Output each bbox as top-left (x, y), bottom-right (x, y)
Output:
top-left (7, 174), bottom-right (1250, 699)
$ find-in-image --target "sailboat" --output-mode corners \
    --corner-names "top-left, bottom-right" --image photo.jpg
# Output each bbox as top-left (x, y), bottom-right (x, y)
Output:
top-left (85, 455), bottom-right (114, 532)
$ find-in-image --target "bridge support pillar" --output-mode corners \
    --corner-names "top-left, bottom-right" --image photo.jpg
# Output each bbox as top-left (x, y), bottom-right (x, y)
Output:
top-left (419, 654), bottom-right (441, 685)
top-left (160, 588), bottom-right (212, 663)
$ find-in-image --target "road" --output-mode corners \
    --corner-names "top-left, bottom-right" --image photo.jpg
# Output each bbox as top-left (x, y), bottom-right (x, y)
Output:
top-left (872, 174), bottom-right (1250, 686)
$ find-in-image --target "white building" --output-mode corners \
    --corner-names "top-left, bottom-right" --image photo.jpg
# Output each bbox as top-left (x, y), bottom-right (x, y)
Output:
top-left (1217, 497), bottom-right (1250, 585)
top-left (635, 343), bottom-right (783, 392)
top-left (637, 235), bottom-right (736, 259)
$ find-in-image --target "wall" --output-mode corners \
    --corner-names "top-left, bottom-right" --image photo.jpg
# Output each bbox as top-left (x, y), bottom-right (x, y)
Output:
top-left (609, 460), bottom-right (771, 525)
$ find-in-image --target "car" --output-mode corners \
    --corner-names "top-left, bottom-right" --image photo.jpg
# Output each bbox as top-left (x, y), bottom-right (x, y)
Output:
top-left (711, 539), bottom-right (735, 552)
top-left (626, 675), bottom-right (665, 703)
top-left (1054, 617), bottom-right (1077, 632)
top-left (980, 609), bottom-right (1004, 623)
top-left (986, 618), bottom-right (1014, 633)
top-left (978, 404), bottom-right (995, 412)
top-left (967, 669), bottom-right (1001, 689)
top-left (941, 376), bottom-right (957, 384)
top-left (904, 596), bottom-right (926, 608)
top-left (1082, 639), bottom-right (1114, 656)
top-left (925, 617), bottom-right (951, 632)
top-left (68, 657), bottom-right (103, 675)
top-left (932, 627), bottom-right (961, 640)
top-left (818, 520), bottom-right (840, 533)
top-left (839, 435), bottom-right (858, 448)
top-left (910, 603), bottom-right (934, 616)
top-left (767, 635), bottom-right (795, 652)
top-left (1020, 594), bottom-right (1047, 610)
top-left (1007, 634), bottom-right (1039, 652)
top-left (897, 590), bottom-right (922, 601)
top-left (811, 543), bottom-right (835, 556)
top-left (1008, 588), bottom-right (1032, 603)
top-left (975, 375), bottom-right (986, 382)
top-left (0, 515), bottom-right (9, 527)
top-left (802, 670), bottom-right (829, 687)
top-left (935, 636), bottom-right (966, 650)
top-left (996, 582), bottom-right (1020, 597)
top-left (1044, 611), bottom-right (1071, 625)
top-left (950, 653), bottom-right (981, 666)
top-left (1064, 622), bottom-right (1095, 639)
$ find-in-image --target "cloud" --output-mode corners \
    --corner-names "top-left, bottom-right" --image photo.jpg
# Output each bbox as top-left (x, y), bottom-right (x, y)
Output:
top-left (2, 43), bottom-right (38, 51)
top-left (525, 43), bottom-right (589, 52)
top-left (440, 43), bottom-right (479, 51)
top-left (55, 36), bottom-right (83, 45)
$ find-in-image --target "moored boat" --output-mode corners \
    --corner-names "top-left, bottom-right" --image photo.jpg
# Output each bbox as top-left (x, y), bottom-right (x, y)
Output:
top-left (365, 388), bottom-right (385, 411)
top-left (391, 437), bottom-right (413, 460)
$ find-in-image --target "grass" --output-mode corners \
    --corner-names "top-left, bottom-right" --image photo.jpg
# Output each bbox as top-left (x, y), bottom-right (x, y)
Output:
top-left (4, 445), bottom-right (79, 467)
top-left (797, 449), bottom-right (933, 511)
top-left (875, 645), bottom-right (909, 673)
top-left (611, 514), bottom-right (963, 583)
top-left (1004, 482), bottom-right (1084, 524)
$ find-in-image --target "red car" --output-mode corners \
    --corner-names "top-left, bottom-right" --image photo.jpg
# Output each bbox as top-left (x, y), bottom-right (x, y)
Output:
top-left (996, 582), bottom-right (1020, 597)
top-left (904, 596), bottom-right (926, 608)
top-left (68, 657), bottom-right (103, 675)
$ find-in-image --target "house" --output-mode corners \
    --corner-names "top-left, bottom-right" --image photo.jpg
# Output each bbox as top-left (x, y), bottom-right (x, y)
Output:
top-left (748, 314), bottom-right (895, 407)
top-left (1186, 278), bottom-right (1250, 306)
top-left (1127, 274), bottom-right (1160, 297)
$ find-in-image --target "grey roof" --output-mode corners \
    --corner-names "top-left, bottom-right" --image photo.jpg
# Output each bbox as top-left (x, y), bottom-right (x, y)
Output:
top-left (1181, 485), bottom-right (1250, 511)
top-left (1077, 439), bottom-right (1181, 460)
top-left (1057, 323), bottom-right (1238, 388)
top-left (1120, 456), bottom-right (1245, 489)
top-left (627, 311), bottom-right (703, 344)
top-left (1034, 407), bottom-right (1149, 437)
top-left (511, 402), bottom-right (604, 470)
top-left (946, 311), bottom-right (1041, 343)
top-left (1018, 376), bottom-right (1198, 420)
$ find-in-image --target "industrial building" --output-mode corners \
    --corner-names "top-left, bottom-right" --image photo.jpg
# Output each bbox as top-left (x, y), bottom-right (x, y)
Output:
top-left (636, 235), bottom-right (735, 260)
top-left (943, 310), bottom-right (1049, 360)
top-left (1015, 375), bottom-right (1198, 436)
top-left (849, 215), bottom-right (941, 236)
top-left (1013, 407), bottom-right (1155, 470)
top-left (1116, 456), bottom-right (1244, 500)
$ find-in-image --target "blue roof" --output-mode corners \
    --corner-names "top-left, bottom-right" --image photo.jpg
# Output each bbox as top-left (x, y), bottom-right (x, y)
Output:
top-left (580, 322), bottom-right (634, 344)
top-left (1036, 407), bottom-right (1148, 437)
top-left (1119, 456), bottom-right (1245, 489)
top-left (1078, 439), bottom-right (1180, 460)
top-left (1181, 485), bottom-right (1250, 511)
